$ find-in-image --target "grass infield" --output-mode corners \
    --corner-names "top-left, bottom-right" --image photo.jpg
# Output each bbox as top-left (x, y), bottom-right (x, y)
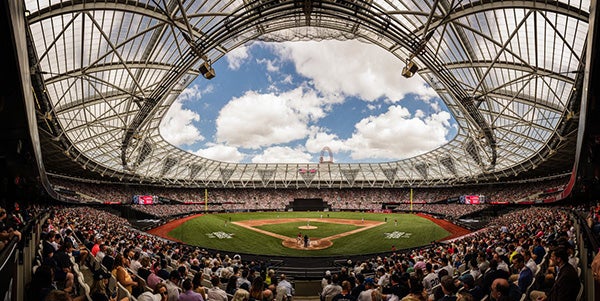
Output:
top-left (167, 211), bottom-right (450, 256)
top-left (256, 221), bottom-right (360, 238)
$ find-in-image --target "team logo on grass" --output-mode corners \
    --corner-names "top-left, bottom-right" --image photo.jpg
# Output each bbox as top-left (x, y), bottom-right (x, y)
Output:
top-left (206, 232), bottom-right (234, 239)
top-left (383, 231), bottom-right (412, 239)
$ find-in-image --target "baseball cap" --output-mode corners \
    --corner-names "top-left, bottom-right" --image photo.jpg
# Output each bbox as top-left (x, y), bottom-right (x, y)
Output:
top-left (93, 270), bottom-right (111, 281)
top-left (364, 278), bottom-right (375, 285)
top-left (458, 274), bottom-right (474, 287)
top-left (495, 247), bottom-right (505, 256)
top-left (169, 270), bottom-right (182, 280)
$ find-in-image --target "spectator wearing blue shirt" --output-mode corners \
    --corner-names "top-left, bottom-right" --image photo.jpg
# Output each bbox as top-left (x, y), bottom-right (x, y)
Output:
top-left (511, 253), bottom-right (533, 294)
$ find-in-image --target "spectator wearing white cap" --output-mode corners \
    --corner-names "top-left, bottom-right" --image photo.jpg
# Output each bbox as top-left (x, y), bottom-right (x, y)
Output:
top-left (493, 249), bottom-right (510, 273)
top-left (321, 271), bottom-right (331, 289)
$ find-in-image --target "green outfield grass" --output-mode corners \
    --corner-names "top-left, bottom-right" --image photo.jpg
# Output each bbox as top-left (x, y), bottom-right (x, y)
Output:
top-left (168, 211), bottom-right (450, 256)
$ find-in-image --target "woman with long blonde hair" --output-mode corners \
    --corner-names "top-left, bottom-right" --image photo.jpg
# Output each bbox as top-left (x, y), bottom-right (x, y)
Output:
top-left (232, 288), bottom-right (250, 301)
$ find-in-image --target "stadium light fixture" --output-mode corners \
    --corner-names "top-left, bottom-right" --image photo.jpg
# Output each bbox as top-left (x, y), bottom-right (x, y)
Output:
top-left (402, 59), bottom-right (419, 78)
top-left (183, 31), bottom-right (215, 80)
top-left (199, 60), bottom-right (216, 79)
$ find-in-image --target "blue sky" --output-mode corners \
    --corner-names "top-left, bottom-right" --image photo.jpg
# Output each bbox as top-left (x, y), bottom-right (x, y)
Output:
top-left (159, 40), bottom-right (458, 163)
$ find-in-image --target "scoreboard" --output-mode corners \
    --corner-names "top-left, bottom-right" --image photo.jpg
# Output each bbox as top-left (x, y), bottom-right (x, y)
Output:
top-left (132, 195), bottom-right (156, 204)
top-left (459, 195), bottom-right (486, 204)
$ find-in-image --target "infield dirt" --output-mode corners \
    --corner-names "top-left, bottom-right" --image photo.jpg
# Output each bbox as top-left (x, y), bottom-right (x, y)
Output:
top-left (233, 218), bottom-right (384, 250)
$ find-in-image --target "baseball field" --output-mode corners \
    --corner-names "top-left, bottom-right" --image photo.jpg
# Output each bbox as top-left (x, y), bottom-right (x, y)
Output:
top-left (149, 211), bottom-right (467, 256)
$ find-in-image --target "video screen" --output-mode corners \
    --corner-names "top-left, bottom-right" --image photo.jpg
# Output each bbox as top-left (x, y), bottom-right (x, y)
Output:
top-left (459, 195), bottom-right (485, 204)
top-left (132, 195), bottom-right (154, 205)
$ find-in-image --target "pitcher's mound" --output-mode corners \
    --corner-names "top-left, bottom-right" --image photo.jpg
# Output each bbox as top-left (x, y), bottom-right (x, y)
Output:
top-left (299, 226), bottom-right (317, 230)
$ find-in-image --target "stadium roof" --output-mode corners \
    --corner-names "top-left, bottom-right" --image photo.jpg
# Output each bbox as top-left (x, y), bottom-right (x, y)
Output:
top-left (25, 0), bottom-right (587, 187)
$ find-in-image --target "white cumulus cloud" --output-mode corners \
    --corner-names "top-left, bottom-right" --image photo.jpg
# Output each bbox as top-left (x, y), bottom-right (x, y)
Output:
top-left (175, 41), bottom-right (456, 163)
top-left (193, 144), bottom-right (245, 163)
top-left (226, 45), bottom-right (250, 70)
top-left (160, 84), bottom-right (207, 146)
top-left (215, 87), bottom-right (337, 149)
top-left (270, 40), bottom-right (438, 102)
top-left (304, 128), bottom-right (347, 154)
top-left (257, 58), bottom-right (280, 72)
top-left (345, 105), bottom-right (451, 160)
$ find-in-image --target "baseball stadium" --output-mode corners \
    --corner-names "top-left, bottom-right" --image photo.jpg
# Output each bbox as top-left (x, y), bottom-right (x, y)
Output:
top-left (1, 1), bottom-right (600, 301)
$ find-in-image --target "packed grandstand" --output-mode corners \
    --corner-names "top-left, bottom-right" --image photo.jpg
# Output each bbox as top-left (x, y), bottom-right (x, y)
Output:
top-left (0, 173), bottom-right (595, 301)
top-left (3, 190), bottom-right (598, 301)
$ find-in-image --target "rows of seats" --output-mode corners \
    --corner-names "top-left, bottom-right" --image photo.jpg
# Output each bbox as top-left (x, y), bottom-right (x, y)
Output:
top-left (28, 204), bottom-right (585, 301)
top-left (49, 176), bottom-right (569, 207)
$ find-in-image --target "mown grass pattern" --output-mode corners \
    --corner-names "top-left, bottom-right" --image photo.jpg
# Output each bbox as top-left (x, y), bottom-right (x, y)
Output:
top-left (168, 211), bottom-right (450, 256)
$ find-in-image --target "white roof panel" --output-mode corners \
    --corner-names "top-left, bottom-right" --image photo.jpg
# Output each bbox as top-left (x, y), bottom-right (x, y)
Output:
top-left (25, 0), bottom-right (589, 186)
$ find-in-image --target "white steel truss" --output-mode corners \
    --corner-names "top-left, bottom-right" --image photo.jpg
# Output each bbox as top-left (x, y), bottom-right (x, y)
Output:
top-left (25, 0), bottom-right (589, 187)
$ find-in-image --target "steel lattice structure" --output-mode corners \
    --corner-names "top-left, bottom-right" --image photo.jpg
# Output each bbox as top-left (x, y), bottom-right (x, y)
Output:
top-left (25, 0), bottom-right (589, 188)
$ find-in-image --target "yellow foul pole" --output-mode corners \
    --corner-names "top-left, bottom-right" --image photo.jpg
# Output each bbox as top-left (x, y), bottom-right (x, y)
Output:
top-left (410, 188), bottom-right (413, 211)
top-left (204, 188), bottom-right (208, 213)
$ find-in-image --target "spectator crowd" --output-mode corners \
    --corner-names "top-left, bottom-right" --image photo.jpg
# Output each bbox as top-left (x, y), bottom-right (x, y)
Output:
top-left (24, 202), bottom-right (585, 301)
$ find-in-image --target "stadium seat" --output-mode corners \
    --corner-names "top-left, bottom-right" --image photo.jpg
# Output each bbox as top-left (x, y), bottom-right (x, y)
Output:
top-left (520, 278), bottom-right (535, 301)
top-left (81, 282), bottom-right (91, 301)
top-left (457, 264), bottom-right (466, 274)
top-left (108, 274), bottom-right (117, 294)
top-left (117, 282), bottom-right (134, 301)
top-left (135, 274), bottom-right (151, 293)
top-left (576, 282), bottom-right (583, 301)
top-left (77, 273), bottom-right (91, 301)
